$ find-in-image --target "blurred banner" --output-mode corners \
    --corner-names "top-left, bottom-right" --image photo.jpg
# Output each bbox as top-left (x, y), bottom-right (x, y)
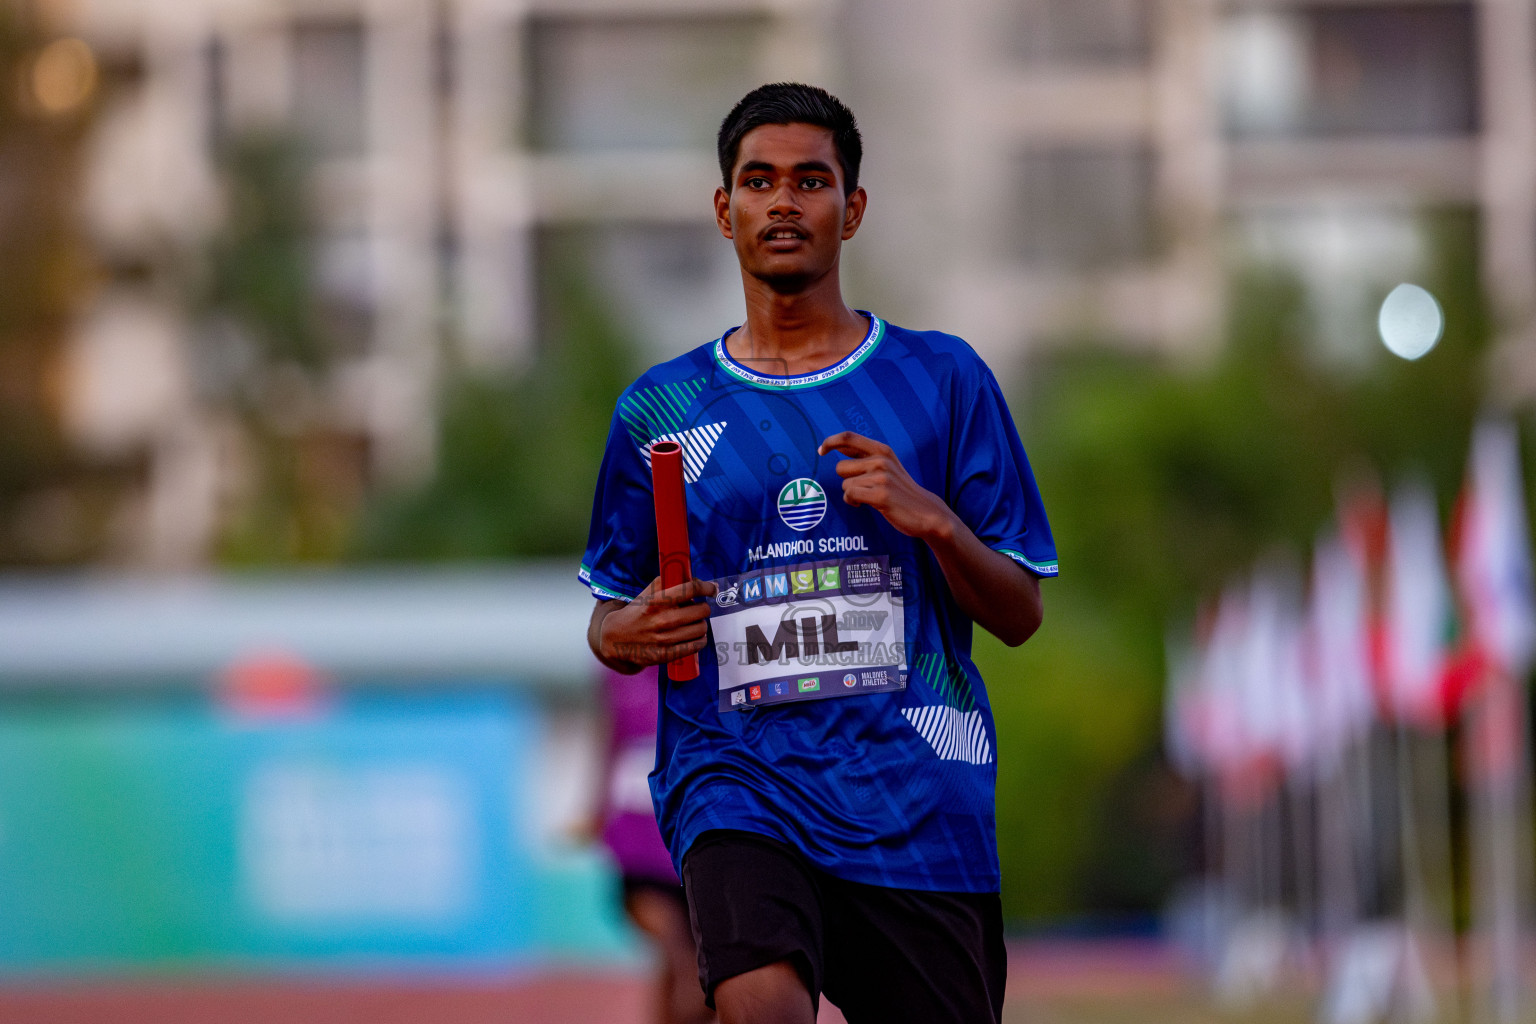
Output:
top-left (0, 690), bottom-right (631, 971)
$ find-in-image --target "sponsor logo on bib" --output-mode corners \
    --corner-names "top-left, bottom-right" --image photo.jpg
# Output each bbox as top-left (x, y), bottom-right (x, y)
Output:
top-left (708, 555), bottom-right (909, 713)
top-left (777, 478), bottom-right (827, 531)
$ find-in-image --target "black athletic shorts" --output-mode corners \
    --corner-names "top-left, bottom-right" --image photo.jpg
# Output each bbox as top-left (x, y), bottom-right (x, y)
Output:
top-left (681, 829), bottom-right (1007, 1023)
top-left (621, 873), bottom-right (688, 909)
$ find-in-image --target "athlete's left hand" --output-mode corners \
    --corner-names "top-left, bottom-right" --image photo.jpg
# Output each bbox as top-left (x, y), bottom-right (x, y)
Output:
top-left (818, 431), bottom-right (956, 540)
top-left (818, 430), bottom-right (1043, 647)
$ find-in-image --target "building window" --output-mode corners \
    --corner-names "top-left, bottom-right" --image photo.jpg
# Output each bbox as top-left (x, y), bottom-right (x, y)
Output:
top-left (292, 21), bottom-right (368, 158)
top-left (1222, 4), bottom-right (1477, 138)
top-left (314, 231), bottom-right (374, 356)
top-left (524, 16), bottom-right (769, 152)
top-left (1009, 0), bottom-right (1151, 67)
top-left (1010, 146), bottom-right (1155, 269)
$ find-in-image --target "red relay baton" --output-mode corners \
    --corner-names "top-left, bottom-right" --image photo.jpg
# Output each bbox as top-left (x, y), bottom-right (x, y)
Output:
top-left (650, 441), bottom-right (699, 681)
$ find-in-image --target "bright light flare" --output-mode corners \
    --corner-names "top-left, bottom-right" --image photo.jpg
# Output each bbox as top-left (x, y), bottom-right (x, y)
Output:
top-left (29, 37), bottom-right (98, 117)
top-left (1378, 283), bottom-right (1443, 361)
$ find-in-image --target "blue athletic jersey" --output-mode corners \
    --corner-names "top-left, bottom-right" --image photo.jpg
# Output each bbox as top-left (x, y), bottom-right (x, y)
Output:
top-left (578, 313), bottom-right (1057, 893)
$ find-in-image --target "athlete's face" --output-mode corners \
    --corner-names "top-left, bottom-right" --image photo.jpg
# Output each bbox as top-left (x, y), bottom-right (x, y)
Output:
top-left (714, 123), bottom-right (866, 293)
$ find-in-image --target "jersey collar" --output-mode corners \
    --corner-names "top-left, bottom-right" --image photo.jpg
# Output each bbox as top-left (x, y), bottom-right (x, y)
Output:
top-left (712, 312), bottom-right (885, 391)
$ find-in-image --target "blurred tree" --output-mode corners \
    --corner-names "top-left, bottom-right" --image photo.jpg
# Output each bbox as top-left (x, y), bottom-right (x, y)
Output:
top-left (987, 210), bottom-right (1490, 921)
top-left (348, 235), bottom-right (636, 559)
top-left (0, 6), bottom-right (124, 565)
top-left (194, 132), bottom-right (360, 564)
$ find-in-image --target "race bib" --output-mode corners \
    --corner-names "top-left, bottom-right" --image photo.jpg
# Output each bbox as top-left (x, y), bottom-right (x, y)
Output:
top-left (708, 556), bottom-right (907, 712)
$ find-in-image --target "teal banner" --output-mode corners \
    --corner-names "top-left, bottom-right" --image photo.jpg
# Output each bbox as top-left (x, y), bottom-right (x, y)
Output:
top-left (0, 692), bottom-right (631, 971)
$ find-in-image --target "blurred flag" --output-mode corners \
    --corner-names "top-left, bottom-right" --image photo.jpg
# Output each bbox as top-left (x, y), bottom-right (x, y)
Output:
top-left (1454, 420), bottom-right (1536, 682)
top-left (1383, 482), bottom-right (1455, 728)
top-left (1207, 584), bottom-right (1283, 805)
top-left (1253, 568), bottom-right (1313, 777)
top-left (1203, 587), bottom-right (1249, 779)
top-left (1240, 573), bottom-right (1289, 766)
top-left (1337, 481), bottom-right (1392, 716)
top-left (1309, 530), bottom-right (1376, 773)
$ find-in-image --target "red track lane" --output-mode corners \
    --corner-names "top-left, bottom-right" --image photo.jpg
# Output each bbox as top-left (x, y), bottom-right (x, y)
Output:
top-left (0, 941), bottom-right (1182, 1024)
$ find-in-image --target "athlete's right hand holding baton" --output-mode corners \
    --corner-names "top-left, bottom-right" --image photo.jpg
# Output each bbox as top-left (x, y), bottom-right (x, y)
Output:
top-left (589, 575), bottom-right (717, 675)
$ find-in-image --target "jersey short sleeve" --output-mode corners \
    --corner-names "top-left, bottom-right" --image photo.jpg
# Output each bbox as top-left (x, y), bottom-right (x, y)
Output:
top-left (579, 407), bottom-right (659, 602)
top-left (947, 364), bottom-right (1059, 577)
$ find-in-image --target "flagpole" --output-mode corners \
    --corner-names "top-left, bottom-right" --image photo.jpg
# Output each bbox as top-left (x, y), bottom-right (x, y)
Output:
top-left (1290, 769), bottom-right (1319, 980)
top-left (1317, 745), bottom-right (1359, 993)
top-left (1467, 674), bottom-right (1532, 1024)
top-left (1396, 719), bottom-right (1440, 1023)
top-left (1205, 770), bottom-right (1225, 976)
top-left (1412, 720), bottom-right (1465, 1022)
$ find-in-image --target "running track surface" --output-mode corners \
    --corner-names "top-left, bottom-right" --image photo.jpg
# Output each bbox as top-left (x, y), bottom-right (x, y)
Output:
top-left (0, 941), bottom-right (1185, 1024)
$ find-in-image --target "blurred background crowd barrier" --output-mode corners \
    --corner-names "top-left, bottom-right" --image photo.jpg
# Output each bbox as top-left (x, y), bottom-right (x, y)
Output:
top-left (4, 0), bottom-right (1536, 1021)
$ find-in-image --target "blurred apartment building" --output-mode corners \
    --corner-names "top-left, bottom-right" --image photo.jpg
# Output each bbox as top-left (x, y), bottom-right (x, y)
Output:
top-left (48, 0), bottom-right (1536, 565)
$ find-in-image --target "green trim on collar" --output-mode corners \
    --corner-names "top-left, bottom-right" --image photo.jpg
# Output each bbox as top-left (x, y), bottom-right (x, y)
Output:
top-left (713, 313), bottom-right (885, 391)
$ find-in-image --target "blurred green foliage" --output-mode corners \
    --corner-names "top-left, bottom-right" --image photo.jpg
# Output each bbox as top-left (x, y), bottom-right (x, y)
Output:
top-left (985, 209), bottom-right (1492, 921)
top-left (201, 133), bottom-right (328, 374)
top-left (199, 132), bottom-right (360, 564)
top-left (349, 235), bottom-right (635, 559)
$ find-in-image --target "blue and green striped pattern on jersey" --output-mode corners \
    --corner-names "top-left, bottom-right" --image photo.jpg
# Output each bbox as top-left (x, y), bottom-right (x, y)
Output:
top-left (617, 378), bottom-right (705, 447)
top-left (903, 653), bottom-right (993, 765)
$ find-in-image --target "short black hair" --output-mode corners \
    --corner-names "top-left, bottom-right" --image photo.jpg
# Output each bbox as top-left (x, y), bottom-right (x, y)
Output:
top-left (717, 83), bottom-right (862, 196)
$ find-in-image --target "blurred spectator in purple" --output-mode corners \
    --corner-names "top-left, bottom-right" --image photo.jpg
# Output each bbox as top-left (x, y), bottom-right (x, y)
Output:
top-left (598, 664), bottom-right (713, 1024)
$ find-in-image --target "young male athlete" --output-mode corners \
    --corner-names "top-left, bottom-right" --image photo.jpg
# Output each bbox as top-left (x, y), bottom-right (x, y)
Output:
top-left (580, 83), bottom-right (1057, 1024)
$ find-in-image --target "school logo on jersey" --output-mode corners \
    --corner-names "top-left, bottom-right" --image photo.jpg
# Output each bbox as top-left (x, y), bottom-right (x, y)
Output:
top-left (777, 478), bottom-right (827, 531)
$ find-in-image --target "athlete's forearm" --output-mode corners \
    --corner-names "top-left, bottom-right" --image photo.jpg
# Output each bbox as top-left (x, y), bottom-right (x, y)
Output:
top-left (588, 600), bottom-right (646, 674)
top-left (919, 510), bottom-right (1043, 647)
top-left (586, 577), bottom-right (718, 673)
